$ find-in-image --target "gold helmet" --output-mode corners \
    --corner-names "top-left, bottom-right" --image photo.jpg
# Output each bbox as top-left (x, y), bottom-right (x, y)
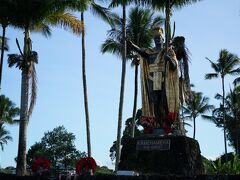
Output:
top-left (153, 26), bottom-right (164, 38)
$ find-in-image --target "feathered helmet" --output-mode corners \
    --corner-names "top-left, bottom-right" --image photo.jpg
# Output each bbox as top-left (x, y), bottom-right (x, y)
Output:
top-left (153, 26), bottom-right (164, 38)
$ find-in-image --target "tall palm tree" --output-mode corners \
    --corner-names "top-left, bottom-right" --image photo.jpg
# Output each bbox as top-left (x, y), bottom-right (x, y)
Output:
top-left (0, 126), bottom-right (12, 151)
top-left (116, 2), bottom-right (126, 171)
top-left (0, 95), bottom-right (20, 129)
top-left (206, 88), bottom-right (240, 157)
top-left (182, 91), bottom-right (214, 139)
top-left (215, 87), bottom-right (240, 157)
top-left (226, 88), bottom-right (240, 156)
top-left (205, 49), bottom-right (240, 160)
top-left (0, 36), bottom-right (9, 92)
top-left (109, 0), bottom-right (134, 171)
top-left (7, 0), bottom-right (83, 175)
top-left (0, 0), bottom-right (12, 93)
top-left (74, 0), bottom-right (113, 158)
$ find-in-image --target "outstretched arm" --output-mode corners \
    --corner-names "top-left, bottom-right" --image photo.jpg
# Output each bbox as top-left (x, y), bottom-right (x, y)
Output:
top-left (127, 40), bottom-right (149, 58)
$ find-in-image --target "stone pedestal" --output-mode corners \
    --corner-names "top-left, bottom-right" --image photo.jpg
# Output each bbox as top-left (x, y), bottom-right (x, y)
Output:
top-left (118, 135), bottom-right (204, 176)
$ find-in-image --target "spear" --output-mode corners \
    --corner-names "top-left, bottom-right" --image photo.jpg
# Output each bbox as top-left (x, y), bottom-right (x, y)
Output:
top-left (165, 0), bottom-right (171, 50)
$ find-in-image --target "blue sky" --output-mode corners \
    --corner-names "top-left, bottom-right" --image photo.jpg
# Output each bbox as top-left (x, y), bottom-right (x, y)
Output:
top-left (1, 0), bottom-right (240, 169)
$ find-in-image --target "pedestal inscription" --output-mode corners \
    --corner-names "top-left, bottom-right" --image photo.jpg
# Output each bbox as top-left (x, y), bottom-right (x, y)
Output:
top-left (136, 139), bottom-right (170, 151)
top-left (119, 136), bottom-right (204, 176)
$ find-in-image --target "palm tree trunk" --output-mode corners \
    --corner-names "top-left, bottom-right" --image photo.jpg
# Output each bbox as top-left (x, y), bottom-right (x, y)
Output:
top-left (0, 25), bottom-right (6, 93)
top-left (115, 1), bottom-right (126, 172)
top-left (81, 12), bottom-right (91, 158)
top-left (222, 76), bottom-right (228, 161)
top-left (131, 64), bottom-right (138, 138)
top-left (193, 117), bottom-right (196, 139)
top-left (16, 29), bottom-right (30, 176)
top-left (16, 70), bottom-right (29, 176)
top-left (236, 115), bottom-right (239, 157)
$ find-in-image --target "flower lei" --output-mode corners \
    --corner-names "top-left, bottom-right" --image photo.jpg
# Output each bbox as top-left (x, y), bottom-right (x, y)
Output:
top-left (76, 157), bottom-right (97, 175)
top-left (140, 112), bottom-right (177, 134)
top-left (31, 157), bottom-right (51, 173)
top-left (140, 116), bottom-right (157, 134)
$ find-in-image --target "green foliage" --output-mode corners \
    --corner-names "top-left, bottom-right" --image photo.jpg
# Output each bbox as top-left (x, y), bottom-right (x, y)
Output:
top-left (205, 86), bottom-right (240, 152)
top-left (213, 154), bottom-right (240, 174)
top-left (0, 95), bottom-right (20, 127)
top-left (202, 156), bottom-right (215, 175)
top-left (27, 126), bottom-right (86, 169)
top-left (0, 166), bottom-right (16, 174)
top-left (101, 7), bottom-right (163, 60)
top-left (0, 126), bottom-right (12, 151)
top-left (182, 90), bottom-right (214, 139)
top-left (96, 166), bottom-right (114, 175)
top-left (109, 0), bottom-right (202, 10)
top-left (203, 153), bottom-right (240, 175)
top-left (26, 142), bottom-right (47, 166)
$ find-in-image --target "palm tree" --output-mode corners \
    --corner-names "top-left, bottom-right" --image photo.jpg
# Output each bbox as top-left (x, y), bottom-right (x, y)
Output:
top-left (205, 49), bottom-right (240, 160)
top-left (0, 126), bottom-right (12, 151)
top-left (215, 87), bottom-right (240, 157)
top-left (206, 89), bottom-right (240, 158)
top-left (109, 0), bottom-right (135, 171)
top-left (0, 36), bottom-right (9, 92)
top-left (233, 77), bottom-right (240, 87)
top-left (73, 0), bottom-right (113, 158)
top-left (0, 95), bottom-right (20, 129)
top-left (182, 91), bottom-right (214, 139)
top-left (7, 0), bottom-right (83, 175)
top-left (0, 0), bottom-right (12, 92)
top-left (226, 88), bottom-right (240, 156)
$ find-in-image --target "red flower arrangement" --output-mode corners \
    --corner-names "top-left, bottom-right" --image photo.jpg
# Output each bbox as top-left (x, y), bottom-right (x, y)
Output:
top-left (76, 157), bottom-right (97, 175)
top-left (31, 157), bottom-right (51, 174)
top-left (163, 112), bottom-right (177, 134)
top-left (140, 116), bottom-right (157, 128)
top-left (165, 112), bottom-right (177, 123)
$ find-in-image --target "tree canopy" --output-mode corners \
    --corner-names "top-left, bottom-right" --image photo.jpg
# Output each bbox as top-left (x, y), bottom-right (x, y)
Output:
top-left (27, 126), bottom-right (86, 169)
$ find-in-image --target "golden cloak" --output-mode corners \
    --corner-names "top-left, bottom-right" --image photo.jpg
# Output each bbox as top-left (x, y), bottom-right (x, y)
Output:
top-left (140, 48), bottom-right (179, 120)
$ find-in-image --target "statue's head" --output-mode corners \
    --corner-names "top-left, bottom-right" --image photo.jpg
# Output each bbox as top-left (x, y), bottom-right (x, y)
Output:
top-left (153, 27), bottom-right (164, 48)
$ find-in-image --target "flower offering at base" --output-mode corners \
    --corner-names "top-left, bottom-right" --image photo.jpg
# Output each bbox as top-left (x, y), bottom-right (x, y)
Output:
top-left (140, 116), bottom-right (157, 129)
top-left (76, 157), bottom-right (97, 175)
top-left (31, 157), bottom-right (51, 176)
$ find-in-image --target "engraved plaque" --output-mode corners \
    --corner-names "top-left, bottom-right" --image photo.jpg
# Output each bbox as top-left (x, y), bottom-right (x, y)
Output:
top-left (136, 139), bottom-right (170, 151)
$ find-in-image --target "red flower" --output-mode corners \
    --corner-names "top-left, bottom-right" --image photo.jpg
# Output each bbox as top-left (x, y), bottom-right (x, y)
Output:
top-left (140, 116), bottom-right (157, 128)
top-left (165, 112), bottom-right (177, 123)
top-left (163, 124), bottom-right (173, 134)
top-left (31, 157), bottom-right (51, 173)
top-left (76, 157), bottom-right (97, 175)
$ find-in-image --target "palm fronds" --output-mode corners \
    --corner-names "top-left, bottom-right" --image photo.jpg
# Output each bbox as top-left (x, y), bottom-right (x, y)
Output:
top-left (0, 95), bottom-right (20, 127)
top-left (0, 126), bottom-right (13, 151)
top-left (44, 11), bottom-right (83, 35)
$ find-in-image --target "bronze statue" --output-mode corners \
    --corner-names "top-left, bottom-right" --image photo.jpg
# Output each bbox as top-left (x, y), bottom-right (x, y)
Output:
top-left (128, 27), bottom-right (180, 133)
